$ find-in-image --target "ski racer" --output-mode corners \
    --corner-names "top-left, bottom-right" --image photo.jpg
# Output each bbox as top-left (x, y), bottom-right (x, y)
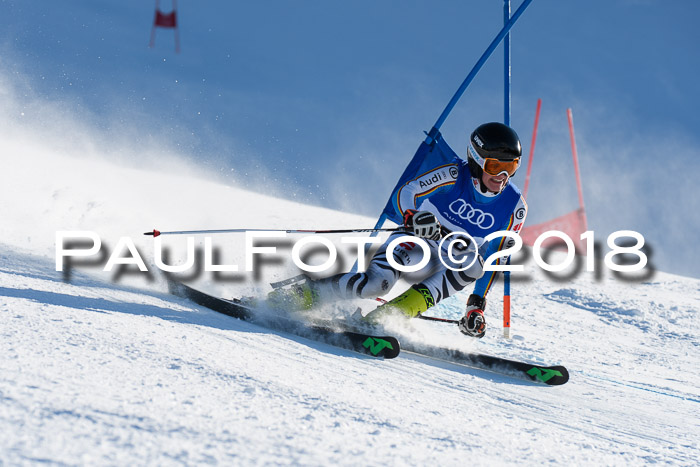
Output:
top-left (269, 122), bottom-right (527, 338)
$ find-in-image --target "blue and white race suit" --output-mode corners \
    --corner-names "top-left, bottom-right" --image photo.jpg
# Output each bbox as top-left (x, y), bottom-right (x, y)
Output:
top-left (319, 157), bottom-right (527, 310)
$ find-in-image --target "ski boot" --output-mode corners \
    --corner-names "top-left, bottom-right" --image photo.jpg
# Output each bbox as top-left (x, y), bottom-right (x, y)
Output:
top-left (362, 285), bottom-right (434, 324)
top-left (265, 281), bottom-right (320, 312)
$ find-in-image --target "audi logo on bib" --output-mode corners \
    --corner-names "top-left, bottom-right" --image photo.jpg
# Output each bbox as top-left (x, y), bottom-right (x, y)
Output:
top-left (448, 199), bottom-right (495, 229)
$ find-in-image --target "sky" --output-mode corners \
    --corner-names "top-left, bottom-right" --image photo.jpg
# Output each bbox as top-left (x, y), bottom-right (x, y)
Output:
top-left (1, 0), bottom-right (699, 277)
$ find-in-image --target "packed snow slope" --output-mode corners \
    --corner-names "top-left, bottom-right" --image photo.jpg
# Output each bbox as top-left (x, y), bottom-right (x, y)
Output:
top-left (1, 147), bottom-right (699, 465)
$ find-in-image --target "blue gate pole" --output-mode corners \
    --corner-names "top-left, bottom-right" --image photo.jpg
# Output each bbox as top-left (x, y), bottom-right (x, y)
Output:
top-left (503, 0), bottom-right (512, 339)
top-left (426, 0), bottom-right (533, 142)
top-left (504, 0), bottom-right (511, 127)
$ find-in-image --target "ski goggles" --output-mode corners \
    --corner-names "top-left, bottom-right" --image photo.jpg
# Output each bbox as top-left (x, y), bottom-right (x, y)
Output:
top-left (468, 142), bottom-right (520, 176)
top-left (482, 157), bottom-right (521, 176)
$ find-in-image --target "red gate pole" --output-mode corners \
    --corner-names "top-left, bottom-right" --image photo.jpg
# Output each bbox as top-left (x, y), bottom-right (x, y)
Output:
top-left (522, 98), bottom-right (541, 200)
top-left (173, 0), bottom-right (180, 53)
top-left (567, 108), bottom-right (588, 232)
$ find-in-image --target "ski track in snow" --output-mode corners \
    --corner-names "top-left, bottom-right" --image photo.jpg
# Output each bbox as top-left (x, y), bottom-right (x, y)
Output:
top-left (1, 146), bottom-right (699, 464)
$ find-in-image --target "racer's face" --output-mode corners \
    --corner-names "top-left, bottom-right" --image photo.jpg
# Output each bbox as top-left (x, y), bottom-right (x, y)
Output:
top-left (481, 171), bottom-right (508, 193)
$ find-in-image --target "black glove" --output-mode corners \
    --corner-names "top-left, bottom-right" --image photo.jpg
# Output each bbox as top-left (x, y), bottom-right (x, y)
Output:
top-left (458, 294), bottom-right (487, 338)
top-left (403, 209), bottom-right (442, 240)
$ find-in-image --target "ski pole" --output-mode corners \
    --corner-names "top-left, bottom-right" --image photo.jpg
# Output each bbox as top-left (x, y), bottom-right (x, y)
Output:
top-left (373, 297), bottom-right (460, 325)
top-left (374, 297), bottom-right (460, 325)
top-left (144, 227), bottom-right (401, 237)
top-left (417, 315), bottom-right (459, 325)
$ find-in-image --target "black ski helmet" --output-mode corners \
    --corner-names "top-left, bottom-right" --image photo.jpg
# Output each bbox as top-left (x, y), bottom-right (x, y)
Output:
top-left (467, 122), bottom-right (522, 179)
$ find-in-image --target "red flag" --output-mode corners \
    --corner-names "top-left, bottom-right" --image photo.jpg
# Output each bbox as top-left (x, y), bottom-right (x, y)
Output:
top-left (520, 208), bottom-right (587, 252)
top-left (149, 1), bottom-right (181, 53)
top-left (154, 11), bottom-right (177, 28)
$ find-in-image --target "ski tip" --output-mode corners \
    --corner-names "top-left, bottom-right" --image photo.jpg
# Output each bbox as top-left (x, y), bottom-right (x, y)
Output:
top-left (144, 229), bottom-right (161, 237)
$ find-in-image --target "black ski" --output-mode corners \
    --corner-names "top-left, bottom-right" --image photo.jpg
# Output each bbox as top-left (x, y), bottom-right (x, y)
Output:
top-left (269, 274), bottom-right (307, 290)
top-left (165, 278), bottom-right (400, 359)
top-left (401, 341), bottom-right (569, 385)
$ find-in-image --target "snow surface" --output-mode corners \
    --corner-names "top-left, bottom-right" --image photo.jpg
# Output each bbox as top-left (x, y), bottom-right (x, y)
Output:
top-left (1, 140), bottom-right (699, 465)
